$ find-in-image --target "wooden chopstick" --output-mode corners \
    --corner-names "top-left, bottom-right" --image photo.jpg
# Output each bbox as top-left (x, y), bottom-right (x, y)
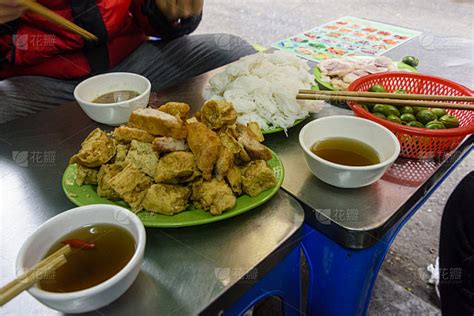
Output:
top-left (0, 245), bottom-right (71, 306)
top-left (21, 0), bottom-right (98, 42)
top-left (299, 89), bottom-right (474, 102)
top-left (297, 94), bottom-right (474, 111)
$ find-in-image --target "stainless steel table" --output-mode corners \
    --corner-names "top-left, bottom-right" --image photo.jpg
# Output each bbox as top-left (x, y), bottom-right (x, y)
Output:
top-left (0, 107), bottom-right (305, 315)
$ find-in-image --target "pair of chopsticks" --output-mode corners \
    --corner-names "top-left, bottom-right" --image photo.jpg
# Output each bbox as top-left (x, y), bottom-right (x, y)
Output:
top-left (0, 245), bottom-right (71, 306)
top-left (297, 89), bottom-right (474, 111)
top-left (21, 0), bottom-right (98, 41)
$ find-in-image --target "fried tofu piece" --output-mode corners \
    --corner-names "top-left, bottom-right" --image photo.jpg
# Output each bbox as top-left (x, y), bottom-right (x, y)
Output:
top-left (152, 137), bottom-right (189, 154)
top-left (215, 147), bottom-right (233, 179)
top-left (236, 125), bottom-right (272, 161)
top-left (109, 163), bottom-right (152, 212)
top-left (69, 128), bottom-right (116, 167)
top-left (97, 164), bottom-right (122, 200)
top-left (75, 165), bottom-right (98, 186)
top-left (218, 127), bottom-right (251, 164)
top-left (142, 184), bottom-right (191, 215)
top-left (158, 102), bottom-right (190, 120)
top-left (154, 151), bottom-right (198, 183)
top-left (129, 108), bottom-right (187, 139)
top-left (242, 160), bottom-right (277, 197)
top-left (226, 164), bottom-right (242, 195)
top-left (192, 178), bottom-right (236, 215)
top-left (124, 140), bottom-right (159, 177)
top-left (187, 122), bottom-right (221, 180)
top-left (200, 100), bottom-right (237, 130)
top-left (186, 117), bottom-right (199, 124)
top-left (247, 122), bottom-right (264, 142)
top-left (113, 126), bottom-right (154, 143)
top-left (114, 144), bottom-right (129, 166)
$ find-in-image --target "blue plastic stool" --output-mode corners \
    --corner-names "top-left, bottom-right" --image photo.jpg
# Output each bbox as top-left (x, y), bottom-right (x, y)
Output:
top-left (302, 145), bottom-right (473, 316)
top-left (225, 245), bottom-right (301, 316)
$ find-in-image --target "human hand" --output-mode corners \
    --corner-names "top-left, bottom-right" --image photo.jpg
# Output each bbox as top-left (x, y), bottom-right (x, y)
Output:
top-left (155, 0), bottom-right (203, 21)
top-left (0, 0), bottom-right (24, 24)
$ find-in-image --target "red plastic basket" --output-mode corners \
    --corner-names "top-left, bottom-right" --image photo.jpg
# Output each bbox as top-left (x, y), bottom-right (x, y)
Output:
top-left (347, 72), bottom-right (474, 159)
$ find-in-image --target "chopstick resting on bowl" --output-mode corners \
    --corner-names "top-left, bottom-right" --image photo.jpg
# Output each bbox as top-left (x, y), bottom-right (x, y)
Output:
top-left (297, 89), bottom-right (474, 111)
top-left (0, 245), bottom-right (71, 306)
top-left (21, 0), bottom-right (98, 42)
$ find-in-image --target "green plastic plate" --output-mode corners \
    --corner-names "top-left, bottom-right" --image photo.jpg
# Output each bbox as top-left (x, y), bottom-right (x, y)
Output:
top-left (314, 59), bottom-right (418, 91)
top-left (262, 117), bottom-right (308, 134)
top-left (62, 151), bottom-right (284, 228)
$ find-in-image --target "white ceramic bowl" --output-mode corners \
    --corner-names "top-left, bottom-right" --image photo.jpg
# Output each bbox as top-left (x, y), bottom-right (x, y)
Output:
top-left (74, 72), bottom-right (151, 126)
top-left (15, 205), bottom-right (146, 313)
top-left (299, 116), bottom-right (400, 188)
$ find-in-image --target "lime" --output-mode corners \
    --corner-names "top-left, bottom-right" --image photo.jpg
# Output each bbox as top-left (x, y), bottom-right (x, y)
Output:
top-left (395, 89), bottom-right (407, 94)
top-left (425, 121), bottom-right (446, 129)
top-left (416, 110), bottom-right (437, 125)
top-left (400, 106), bottom-right (414, 115)
top-left (400, 113), bottom-right (416, 123)
top-left (387, 114), bottom-right (402, 124)
top-left (402, 56), bottom-right (419, 68)
top-left (382, 105), bottom-right (401, 117)
top-left (373, 104), bottom-right (388, 114)
top-left (407, 121), bottom-right (425, 128)
top-left (369, 84), bottom-right (386, 93)
top-left (431, 108), bottom-right (447, 118)
top-left (439, 115), bottom-right (460, 128)
top-left (413, 106), bottom-right (428, 114)
top-left (372, 112), bottom-right (387, 120)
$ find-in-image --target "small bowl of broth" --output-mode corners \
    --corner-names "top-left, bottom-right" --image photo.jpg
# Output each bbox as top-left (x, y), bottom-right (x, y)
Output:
top-left (15, 204), bottom-right (146, 313)
top-left (74, 72), bottom-right (151, 126)
top-left (299, 116), bottom-right (400, 188)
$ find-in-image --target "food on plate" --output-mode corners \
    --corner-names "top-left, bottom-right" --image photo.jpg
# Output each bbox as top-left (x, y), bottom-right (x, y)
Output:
top-left (142, 184), bottom-right (191, 215)
top-left (97, 164), bottom-right (122, 199)
top-left (402, 56), bottom-right (419, 68)
top-left (39, 224), bottom-right (135, 293)
top-left (113, 126), bottom-right (155, 143)
top-left (317, 56), bottom-right (398, 90)
top-left (69, 128), bottom-right (116, 167)
top-left (154, 151), bottom-right (198, 184)
top-left (242, 160), bottom-right (277, 197)
top-left (191, 178), bottom-right (236, 215)
top-left (204, 51), bottom-right (322, 131)
top-left (152, 136), bottom-right (189, 154)
top-left (310, 137), bottom-right (380, 167)
top-left (75, 165), bottom-right (98, 186)
top-left (158, 102), bottom-right (190, 120)
top-left (187, 122), bottom-right (222, 180)
top-left (200, 99), bottom-right (237, 130)
top-left (68, 101), bottom-right (279, 216)
top-left (108, 163), bottom-right (152, 212)
top-left (92, 90), bottom-right (139, 104)
top-left (129, 108), bottom-right (187, 139)
top-left (357, 83), bottom-right (461, 129)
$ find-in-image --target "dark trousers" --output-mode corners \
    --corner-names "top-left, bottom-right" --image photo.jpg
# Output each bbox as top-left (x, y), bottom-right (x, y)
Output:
top-left (439, 171), bottom-right (474, 315)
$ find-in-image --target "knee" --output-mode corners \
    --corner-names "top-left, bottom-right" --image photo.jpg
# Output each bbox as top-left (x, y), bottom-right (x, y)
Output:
top-left (197, 33), bottom-right (256, 62)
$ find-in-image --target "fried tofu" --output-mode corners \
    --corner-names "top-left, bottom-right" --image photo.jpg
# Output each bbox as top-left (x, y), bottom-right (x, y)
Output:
top-left (200, 100), bottom-right (237, 130)
top-left (69, 128), bottom-right (116, 167)
top-left (236, 125), bottom-right (272, 161)
top-left (152, 137), bottom-right (189, 154)
top-left (75, 165), bottom-right (98, 186)
top-left (129, 108), bottom-right (187, 139)
top-left (113, 126), bottom-right (154, 143)
top-left (247, 122), bottom-right (264, 142)
top-left (218, 127), bottom-right (251, 164)
top-left (114, 144), bottom-right (130, 166)
top-left (97, 164), bottom-right (122, 200)
top-left (154, 151), bottom-right (198, 183)
top-left (124, 140), bottom-right (159, 177)
top-left (187, 122), bottom-right (221, 180)
top-left (158, 102), bottom-right (190, 120)
top-left (142, 184), bottom-right (191, 215)
top-left (192, 178), bottom-right (236, 215)
top-left (226, 164), bottom-right (242, 195)
top-left (109, 163), bottom-right (152, 212)
top-left (215, 147), bottom-right (233, 179)
top-left (242, 160), bottom-right (277, 197)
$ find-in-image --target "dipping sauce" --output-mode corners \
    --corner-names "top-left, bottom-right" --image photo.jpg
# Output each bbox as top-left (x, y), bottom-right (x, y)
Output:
top-left (39, 224), bottom-right (135, 293)
top-left (311, 137), bottom-right (380, 166)
top-left (92, 90), bottom-right (139, 104)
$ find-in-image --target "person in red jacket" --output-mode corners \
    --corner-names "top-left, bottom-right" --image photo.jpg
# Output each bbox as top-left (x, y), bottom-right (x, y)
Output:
top-left (0, 0), bottom-right (255, 123)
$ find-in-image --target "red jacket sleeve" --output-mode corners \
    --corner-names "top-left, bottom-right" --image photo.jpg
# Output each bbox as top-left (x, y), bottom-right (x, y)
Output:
top-left (129, 0), bottom-right (202, 40)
